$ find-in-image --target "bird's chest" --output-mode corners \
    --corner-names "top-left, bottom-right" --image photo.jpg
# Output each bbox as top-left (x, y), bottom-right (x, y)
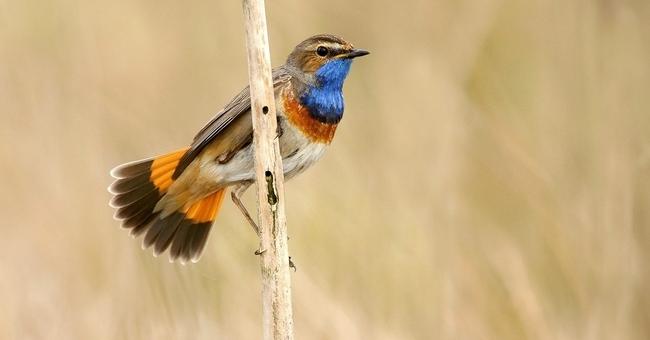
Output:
top-left (278, 128), bottom-right (328, 179)
top-left (279, 87), bottom-right (340, 144)
top-left (276, 106), bottom-right (328, 178)
top-left (273, 84), bottom-right (343, 178)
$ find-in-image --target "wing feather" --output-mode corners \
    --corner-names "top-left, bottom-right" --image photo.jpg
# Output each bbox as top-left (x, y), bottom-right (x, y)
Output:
top-left (172, 67), bottom-right (292, 179)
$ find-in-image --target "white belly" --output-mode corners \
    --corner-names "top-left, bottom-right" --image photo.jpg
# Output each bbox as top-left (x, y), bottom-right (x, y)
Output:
top-left (282, 142), bottom-right (327, 179)
top-left (200, 137), bottom-right (328, 186)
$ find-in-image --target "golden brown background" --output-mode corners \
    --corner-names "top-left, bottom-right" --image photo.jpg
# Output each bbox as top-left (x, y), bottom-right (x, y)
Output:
top-left (1, 0), bottom-right (649, 339)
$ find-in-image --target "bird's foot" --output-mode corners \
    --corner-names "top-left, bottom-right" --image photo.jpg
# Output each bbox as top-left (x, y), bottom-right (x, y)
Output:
top-left (289, 256), bottom-right (296, 272)
top-left (254, 249), bottom-right (296, 271)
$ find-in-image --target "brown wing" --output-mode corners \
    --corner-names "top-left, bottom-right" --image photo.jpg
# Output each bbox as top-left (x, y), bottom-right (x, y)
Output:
top-left (172, 67), bottom-right (292, 179)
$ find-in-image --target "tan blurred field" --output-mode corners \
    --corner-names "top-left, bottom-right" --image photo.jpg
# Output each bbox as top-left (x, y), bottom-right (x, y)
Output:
top-left (1, 0), bottom-right (649, 339)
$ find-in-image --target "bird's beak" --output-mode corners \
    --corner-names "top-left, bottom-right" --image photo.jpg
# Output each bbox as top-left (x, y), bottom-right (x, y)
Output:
top-left (343, 48), bottom-right (370, 59)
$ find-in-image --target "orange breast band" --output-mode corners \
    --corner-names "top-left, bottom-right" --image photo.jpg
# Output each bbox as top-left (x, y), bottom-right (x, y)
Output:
top-left (282, 89), bottom-right (338, 144)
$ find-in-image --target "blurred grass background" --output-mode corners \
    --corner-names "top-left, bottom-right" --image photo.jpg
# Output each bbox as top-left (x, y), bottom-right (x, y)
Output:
top-left (1, 0), bottom-right (649, 339)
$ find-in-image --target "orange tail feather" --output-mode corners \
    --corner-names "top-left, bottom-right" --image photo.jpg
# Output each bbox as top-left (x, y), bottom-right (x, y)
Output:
top-left (109, 148), bottom-right (226, 263)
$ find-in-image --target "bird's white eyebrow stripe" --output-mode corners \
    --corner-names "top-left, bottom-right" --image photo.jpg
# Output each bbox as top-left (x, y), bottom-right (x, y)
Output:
top-left (314, 42), bottom-right (351, 56)
top-left (317, 41), bottom-right (346, 50)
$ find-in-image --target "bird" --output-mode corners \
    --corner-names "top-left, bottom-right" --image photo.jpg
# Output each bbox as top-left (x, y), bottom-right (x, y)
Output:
top-left (108, 34), bottom-right (369, 264)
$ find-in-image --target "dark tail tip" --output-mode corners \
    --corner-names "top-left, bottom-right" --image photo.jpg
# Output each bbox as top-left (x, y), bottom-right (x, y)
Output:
top-left (140, 212), bottom-right (213, 264)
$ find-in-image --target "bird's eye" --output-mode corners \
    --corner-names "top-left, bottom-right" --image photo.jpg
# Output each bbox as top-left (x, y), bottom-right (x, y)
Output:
top-left (316, 46), bottom-right (329, 57)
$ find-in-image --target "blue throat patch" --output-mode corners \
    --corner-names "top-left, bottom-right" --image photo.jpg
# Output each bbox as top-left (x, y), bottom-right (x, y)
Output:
top-left (299, 59), bottom-right (352, 124)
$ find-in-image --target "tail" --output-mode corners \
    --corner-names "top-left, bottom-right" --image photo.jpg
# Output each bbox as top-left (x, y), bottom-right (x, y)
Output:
top-left (108, 148), bottom-right (226, 263)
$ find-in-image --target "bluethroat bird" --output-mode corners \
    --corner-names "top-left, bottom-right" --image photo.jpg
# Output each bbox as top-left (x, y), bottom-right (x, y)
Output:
top-left (108, 34), bottom-right (369, 263)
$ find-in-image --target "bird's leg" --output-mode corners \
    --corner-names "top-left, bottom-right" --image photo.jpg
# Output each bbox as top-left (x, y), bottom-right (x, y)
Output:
top-left (230, 182), bottom-right (260, 237)
top-left (231, 182), bottom-right (295, 270)
top-left (231, 182), bottom-right (266, 255)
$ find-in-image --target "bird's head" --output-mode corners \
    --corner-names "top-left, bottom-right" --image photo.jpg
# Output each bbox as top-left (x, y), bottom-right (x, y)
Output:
top-left (286, 34), bottom-right (369, 89)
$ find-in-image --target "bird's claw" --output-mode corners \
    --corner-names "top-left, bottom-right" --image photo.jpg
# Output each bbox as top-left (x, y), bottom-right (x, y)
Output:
top-left (289, 256), bottom-right (296, 272)
top-left (254, 250), bottom-right (296, 271)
